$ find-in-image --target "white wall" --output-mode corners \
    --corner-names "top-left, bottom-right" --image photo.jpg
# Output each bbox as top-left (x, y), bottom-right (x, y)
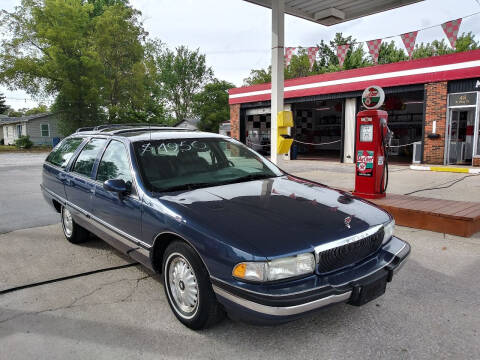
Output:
top-left (343, 98), bottom-right (357, 163)
top-left (3, 125), bottom-right (17, 145)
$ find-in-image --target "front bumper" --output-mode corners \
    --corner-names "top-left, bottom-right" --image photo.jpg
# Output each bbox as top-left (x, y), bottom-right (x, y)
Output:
top-left (212, 236), bottom-right (410, 324)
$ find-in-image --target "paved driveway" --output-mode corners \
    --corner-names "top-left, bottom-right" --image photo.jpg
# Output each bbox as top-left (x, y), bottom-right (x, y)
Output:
top-left (0, 225), bottom-right (479, 360)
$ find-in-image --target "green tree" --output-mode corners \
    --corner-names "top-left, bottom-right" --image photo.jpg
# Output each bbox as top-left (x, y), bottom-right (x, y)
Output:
top-left (24, 103), bottom-right (49, 115)
top-left (0, 93), bottom-right (8, 114)
top-left (243, 33), bottom-right (369, 85)
top-left (1, 0), bottom-right (104, 134)
top-left (285, 48), bottom-right (319, 79)
top-left (0, 0), bottom-right (151, 135)
top-left (377, 41), bottom-right (407, 64)
top-left (92, 3), bottom-right (147, 122)
top-left (7, 109), bottom-right (23, 117)
top-left (194, 79), bottom-right (234, 133)
top-left (87, 0), bottom-right (128, 17)
top-left (152, 45), bottom-right (214, 123)
top-left (412, 32), bottom-right (479, 59)
top-left (243, 67), bottom-right (271, 86)
top-left (455, 32), bottom-right (479, 52)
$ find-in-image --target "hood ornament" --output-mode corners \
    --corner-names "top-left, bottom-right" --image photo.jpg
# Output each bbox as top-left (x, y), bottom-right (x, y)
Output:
top-left (344, 216), bottom-right (352, 229)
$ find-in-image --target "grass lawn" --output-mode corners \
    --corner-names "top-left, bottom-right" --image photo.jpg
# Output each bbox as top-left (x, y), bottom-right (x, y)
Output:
top-left (0, 145), bottom-right (52, 152)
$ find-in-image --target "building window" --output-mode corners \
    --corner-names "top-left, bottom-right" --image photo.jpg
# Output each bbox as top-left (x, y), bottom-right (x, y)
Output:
top-left (16, 124), bottom-right (23, 137)
top-left (41, 123), bottom-right (50, 137)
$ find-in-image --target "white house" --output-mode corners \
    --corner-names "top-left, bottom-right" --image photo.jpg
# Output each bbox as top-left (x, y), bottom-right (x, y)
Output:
top-left (0, 113), bottom-right (62, 146)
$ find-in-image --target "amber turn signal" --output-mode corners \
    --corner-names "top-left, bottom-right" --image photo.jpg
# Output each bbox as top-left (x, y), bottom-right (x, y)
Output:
top-left (232, 263), bottom-right (246, 278)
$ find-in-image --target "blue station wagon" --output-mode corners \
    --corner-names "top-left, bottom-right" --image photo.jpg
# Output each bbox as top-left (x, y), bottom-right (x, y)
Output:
top-left (41, 125), bottom-right (410, 329)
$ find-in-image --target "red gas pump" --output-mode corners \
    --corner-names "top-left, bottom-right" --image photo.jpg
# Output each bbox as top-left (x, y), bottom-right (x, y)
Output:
top-left (353, 86), bottom-right (391, 199)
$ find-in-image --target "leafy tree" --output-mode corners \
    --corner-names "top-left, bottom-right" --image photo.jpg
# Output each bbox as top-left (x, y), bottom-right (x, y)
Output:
top-left (285, 48), bottom-right (319, 79)
top-left (455, 32), bottom-right (479, 52)
top-left (7, 109), bottom-right (23, 117)
top-left (243, 33), bottom-right (368, 85)
top-left (92, 4), bottom-right (147, 122)
top-left (377, 41), bottom-right (407, 64)
top-left (152, 45), bottom-right (214, 123)
top-left (87, 0), bottom-right (128, 17)
top-left (194, 79), bottom-right (234, 133)
top-left (0, 93), bottom-right (8, 114)
top-left (243, 67), bottom-right (271, 86)
top-left (0, 0), bottom-right (152, 135)
top-left (23, 104), bottom-right (49, 115)
top-left (1, 0), bottom-right (104, 134)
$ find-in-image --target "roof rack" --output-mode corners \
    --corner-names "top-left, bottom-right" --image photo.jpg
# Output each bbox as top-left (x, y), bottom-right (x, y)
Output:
top-left (76, 127), bottom-right (95, 133)
top-left (93, 123), bottom-right (168, 131)
top-left (74, 123), bottom-right (197, 134)
top-left (111, 127), bottom-right (193, 135)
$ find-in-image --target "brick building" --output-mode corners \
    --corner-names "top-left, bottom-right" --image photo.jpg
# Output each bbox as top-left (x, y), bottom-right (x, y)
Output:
top-left (229, 50), bottom-right (480, 166)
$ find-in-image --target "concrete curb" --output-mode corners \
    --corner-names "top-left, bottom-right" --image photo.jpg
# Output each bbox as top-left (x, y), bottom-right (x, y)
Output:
top-left (410, 165), bottom-right (480, 174)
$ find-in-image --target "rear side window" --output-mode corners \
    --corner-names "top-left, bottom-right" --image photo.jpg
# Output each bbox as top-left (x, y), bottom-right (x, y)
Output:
top-left (96, 140), bottom-right (133, 184)
top-left (72, 138), bottom-right (107, 177)
top-left (46, 138), bottom-right (84, 168)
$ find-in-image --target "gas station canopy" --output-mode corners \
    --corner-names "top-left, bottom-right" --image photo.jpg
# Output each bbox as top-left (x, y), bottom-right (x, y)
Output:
top-left (243, 0), bottom-right (424, 164)
top-left (244, 0), bottom-right (424, 26)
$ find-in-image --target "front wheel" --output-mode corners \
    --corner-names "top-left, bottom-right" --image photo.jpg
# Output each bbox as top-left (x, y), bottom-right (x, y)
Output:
top-left (61, 206), bottom-right (89, 244)
top-left (163, 241), bottom-right (224, 329)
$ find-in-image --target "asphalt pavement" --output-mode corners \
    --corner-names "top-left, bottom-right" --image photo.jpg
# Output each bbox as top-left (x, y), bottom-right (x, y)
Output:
top-left (0, 152), bottom-right (479, 359)
top-left (0, 152), bottom-right (59, 234)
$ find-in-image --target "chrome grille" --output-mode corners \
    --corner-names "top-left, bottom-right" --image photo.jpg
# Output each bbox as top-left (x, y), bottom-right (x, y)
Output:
top-left (316, 226), bottom-right (384, 273)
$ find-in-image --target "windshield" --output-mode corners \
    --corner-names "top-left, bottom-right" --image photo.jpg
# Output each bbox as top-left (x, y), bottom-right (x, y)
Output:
top-left (133, 138), bottom-right (283, 192)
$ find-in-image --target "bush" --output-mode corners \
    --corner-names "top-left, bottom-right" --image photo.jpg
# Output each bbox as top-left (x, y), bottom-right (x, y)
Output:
top-left (15, 135), bottom-right (33, 149)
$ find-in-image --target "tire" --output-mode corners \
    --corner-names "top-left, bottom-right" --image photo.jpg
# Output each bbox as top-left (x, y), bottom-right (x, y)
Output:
top-left (163, 241), bottom-right (225, 329)
top-left (61, 206), bottom-right (89, 244)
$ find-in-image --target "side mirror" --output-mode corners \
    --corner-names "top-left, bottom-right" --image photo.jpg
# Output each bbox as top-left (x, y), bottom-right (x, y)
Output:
top-left (103, 179), bottom-right (127, 196)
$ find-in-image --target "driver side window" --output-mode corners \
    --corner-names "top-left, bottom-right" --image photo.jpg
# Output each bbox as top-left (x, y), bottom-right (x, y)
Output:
top-left (97, 141), bottom-right (133, 187)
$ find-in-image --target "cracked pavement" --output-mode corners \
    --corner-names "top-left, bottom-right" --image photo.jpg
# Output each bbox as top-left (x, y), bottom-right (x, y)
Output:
top-left (1, 225), bottom-right (479, 360)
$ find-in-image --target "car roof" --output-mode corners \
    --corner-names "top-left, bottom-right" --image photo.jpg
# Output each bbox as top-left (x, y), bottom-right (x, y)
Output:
top-left (72, 127), bottom-right (228, 142)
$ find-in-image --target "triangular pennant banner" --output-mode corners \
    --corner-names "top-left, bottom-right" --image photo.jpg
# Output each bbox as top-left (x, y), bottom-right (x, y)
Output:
top-left (442, 18), bottom-right (462, 48)
top-left (284, 47), bottom-right (296, 68)
top-left (366, 39), bottom-right (382, 64)
top-left (307, 47), bottom-right (318, 70)
top-left (336, 44), bottom-right (350, 67)
top-left (401, 31), bottom-right (418, 58)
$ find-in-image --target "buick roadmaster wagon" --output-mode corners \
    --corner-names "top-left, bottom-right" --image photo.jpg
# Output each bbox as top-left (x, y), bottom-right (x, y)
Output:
top-left (41, 125), bottom-right (410, 329)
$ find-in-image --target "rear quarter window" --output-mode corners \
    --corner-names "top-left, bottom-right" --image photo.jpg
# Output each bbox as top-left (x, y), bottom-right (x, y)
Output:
top-left (46, 138), bottom-right (84, 168)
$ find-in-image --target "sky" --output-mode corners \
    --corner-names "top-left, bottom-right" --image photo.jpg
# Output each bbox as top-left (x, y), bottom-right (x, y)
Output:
top-left (2, 0), bottom-right (480, 110)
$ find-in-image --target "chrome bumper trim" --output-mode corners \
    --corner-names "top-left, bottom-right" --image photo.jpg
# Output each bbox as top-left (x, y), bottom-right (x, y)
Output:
top-left (213, 285), bottom-right (351, 316)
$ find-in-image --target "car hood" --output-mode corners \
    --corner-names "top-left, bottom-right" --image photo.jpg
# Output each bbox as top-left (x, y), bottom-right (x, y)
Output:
top-left (158, 176), bottom-right (390, 259)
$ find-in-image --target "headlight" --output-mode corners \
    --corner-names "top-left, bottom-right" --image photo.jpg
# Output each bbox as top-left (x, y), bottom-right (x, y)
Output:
top-left (383, 219), bottom-right (395, 244)
top-left (232, 253), bottom-right (315, 282)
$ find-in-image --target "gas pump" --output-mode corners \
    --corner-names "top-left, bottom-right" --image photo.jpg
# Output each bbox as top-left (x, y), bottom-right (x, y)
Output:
top-left (353, 86), bottom-right (392, 199)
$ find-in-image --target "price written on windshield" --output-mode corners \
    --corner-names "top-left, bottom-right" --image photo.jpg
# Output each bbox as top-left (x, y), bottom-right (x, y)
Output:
top-left (141, 141), bottom-right (208, 155)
